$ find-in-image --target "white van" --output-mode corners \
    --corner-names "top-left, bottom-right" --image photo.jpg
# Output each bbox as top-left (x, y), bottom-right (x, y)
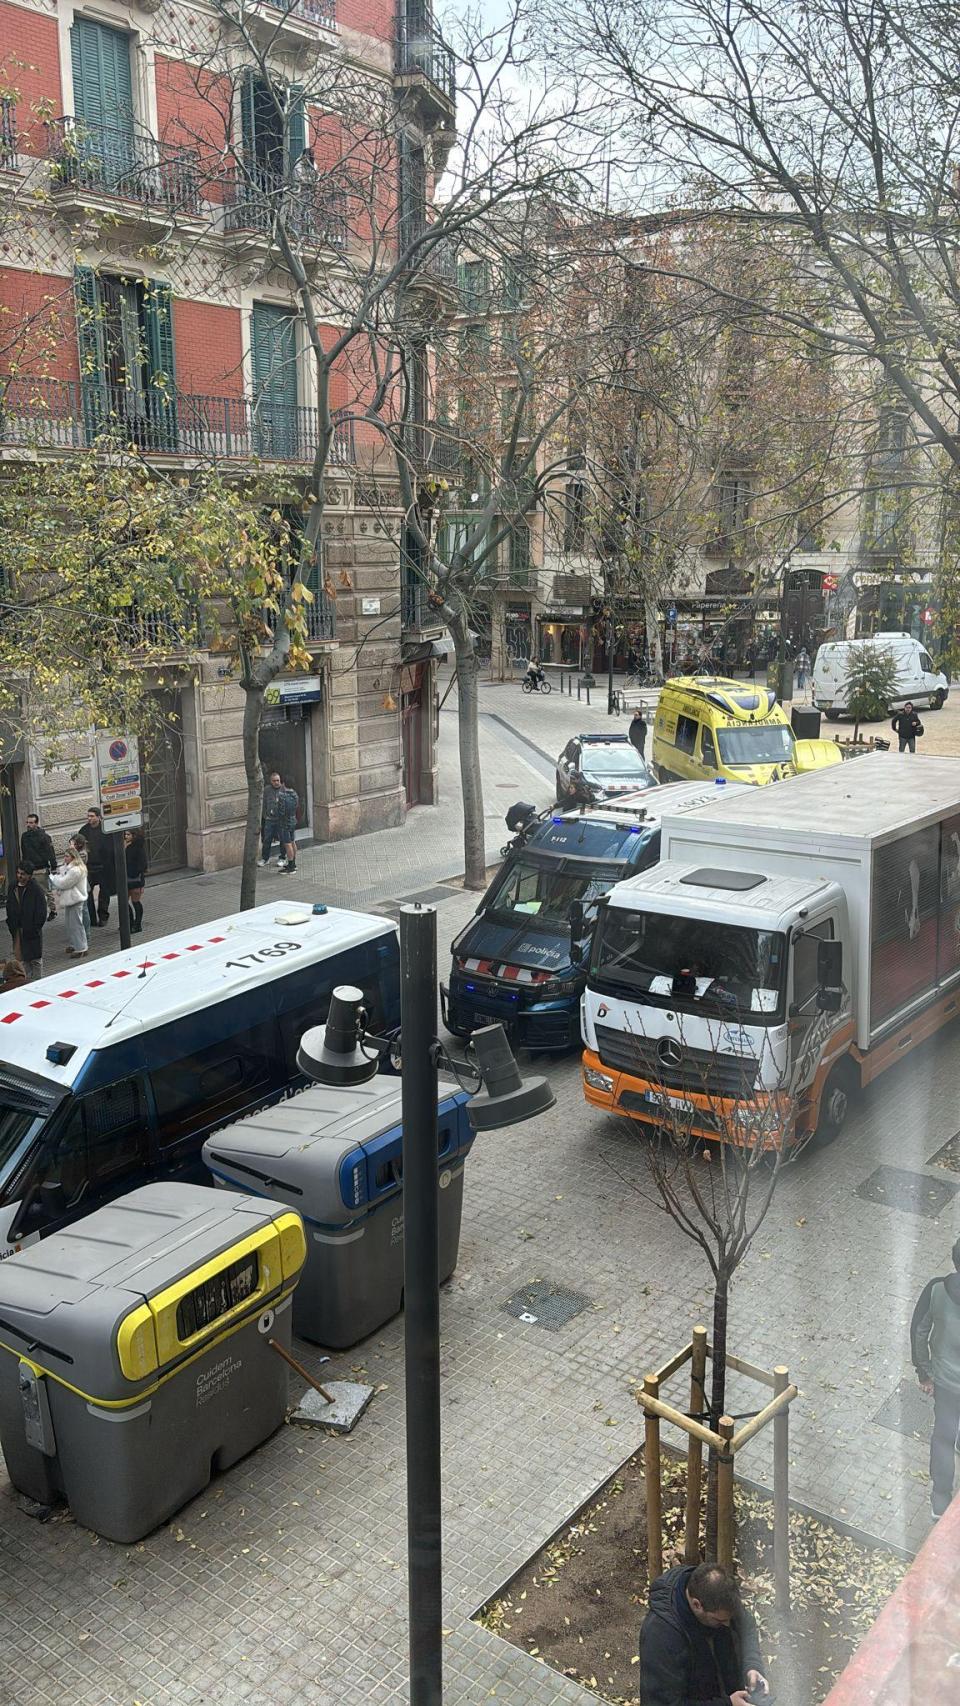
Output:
top-left (0, 902), bottom-right (400, 1256)
top-left (812, 633), bottom-right (948, 719)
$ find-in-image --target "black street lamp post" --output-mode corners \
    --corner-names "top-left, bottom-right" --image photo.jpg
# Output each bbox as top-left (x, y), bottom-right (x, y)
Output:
top-left (298, 904), bottom-right (554, 1705)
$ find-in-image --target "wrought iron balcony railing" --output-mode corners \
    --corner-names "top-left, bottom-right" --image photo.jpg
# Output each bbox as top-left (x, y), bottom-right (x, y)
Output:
top-left (256, 0), bottom-right (337, 24)
top-left (222, 165), bottom-right (348, 249)
top-left (401, 580), bottom-right (442, 629)
top-left (0, 99), bottom-right (17, 171)
top-left (46, 117), bottom-right (201, 215)
top-left (304, 590), bottom-right (336, 640)
top-left (407, 420), bottom-right (461, 474)
top-left (396, 16), bottom-right (457, 105)
top-left (0, 374), bottom-right (355, 466)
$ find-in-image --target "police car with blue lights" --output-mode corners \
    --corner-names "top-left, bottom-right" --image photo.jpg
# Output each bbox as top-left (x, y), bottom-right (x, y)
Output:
top-left (441, 782), bottom-right (747, 1051)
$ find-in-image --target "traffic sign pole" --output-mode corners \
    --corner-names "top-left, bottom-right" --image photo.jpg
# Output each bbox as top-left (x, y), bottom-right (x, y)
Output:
top-left (114, 836), bottom-right (130, 951)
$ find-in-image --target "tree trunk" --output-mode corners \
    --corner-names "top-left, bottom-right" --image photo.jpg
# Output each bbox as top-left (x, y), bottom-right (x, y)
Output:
top-left (704, 1269), bottom-right (730, 1560)
top-left (240, 680), bottom-right (266, 911)
top-left (450, 620), bottom-right (487, 889)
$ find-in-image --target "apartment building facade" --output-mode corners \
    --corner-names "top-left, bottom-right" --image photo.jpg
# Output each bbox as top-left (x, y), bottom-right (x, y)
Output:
top-left (0, 0), bottom-right (453, 871)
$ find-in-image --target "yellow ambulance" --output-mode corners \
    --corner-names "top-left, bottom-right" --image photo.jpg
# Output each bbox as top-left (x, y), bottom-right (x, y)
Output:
top-left (652, 676), bottom-right (843, 786)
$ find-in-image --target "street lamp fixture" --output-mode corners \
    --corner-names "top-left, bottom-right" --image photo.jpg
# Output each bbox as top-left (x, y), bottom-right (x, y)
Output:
top-left (298, 905), bottom-right (555, 1706)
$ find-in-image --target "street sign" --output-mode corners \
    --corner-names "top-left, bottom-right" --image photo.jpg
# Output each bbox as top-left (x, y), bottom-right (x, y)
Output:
top-left (822, 574), bottom-right (839, 593)
top-left (922, 608), bottom-right (935, 625)
top-left (95, 732), bottom-right (143, 833)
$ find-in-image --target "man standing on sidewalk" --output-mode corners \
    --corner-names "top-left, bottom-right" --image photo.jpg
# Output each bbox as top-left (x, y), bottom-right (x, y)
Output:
top-left (259, 771), bottom-right (284, 867)
top-left (629, 706), bottom-right (647, 760)
top-left (20, 814), bottom-right (57, 918)
top-left (912, 1236), bottom-right (960, 1519)
top-left (5, 864), bottom-right (47, 980)
top-left (77, 806), bottom-right (111, 927)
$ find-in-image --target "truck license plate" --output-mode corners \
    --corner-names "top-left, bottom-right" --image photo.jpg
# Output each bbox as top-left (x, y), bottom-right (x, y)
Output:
top-left (644, 1090), bottom-right (694, 1114)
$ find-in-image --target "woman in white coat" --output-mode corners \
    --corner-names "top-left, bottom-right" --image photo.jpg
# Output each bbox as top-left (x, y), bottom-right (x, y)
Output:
top-left (49, 840), bottom-right (89, 957)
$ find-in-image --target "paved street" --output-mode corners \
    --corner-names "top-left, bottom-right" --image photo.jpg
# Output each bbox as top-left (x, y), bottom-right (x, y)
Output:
top-left (2, 679), bottom-right (959, 1704)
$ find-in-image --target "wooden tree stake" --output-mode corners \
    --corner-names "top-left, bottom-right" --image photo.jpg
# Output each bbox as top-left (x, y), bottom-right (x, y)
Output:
top-left (684, 1326), bottom-right (707, 1563)
top-left (643, 1373), bottom-right (663, 1581)
top-left (773, 1365), bottom-right (791, 1611)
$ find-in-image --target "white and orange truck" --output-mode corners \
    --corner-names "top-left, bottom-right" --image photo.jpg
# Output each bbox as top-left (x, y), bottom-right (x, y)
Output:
top-left (580, 755), bottom-right (960, 1143)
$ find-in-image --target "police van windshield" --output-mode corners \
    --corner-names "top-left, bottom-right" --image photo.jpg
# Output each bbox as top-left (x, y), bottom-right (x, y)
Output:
top-left (591, 907), bottom-right (786, 1019)
top-left (716, 725), bottom-right (794, 768)
top-left (486, 860), bottom-right (615, 924)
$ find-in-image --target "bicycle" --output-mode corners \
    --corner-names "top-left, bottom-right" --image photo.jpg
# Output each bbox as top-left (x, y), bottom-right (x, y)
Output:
top-left (521, 675), bottom-right (552, 694)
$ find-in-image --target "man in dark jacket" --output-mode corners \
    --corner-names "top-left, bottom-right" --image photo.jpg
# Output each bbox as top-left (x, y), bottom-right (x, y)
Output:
top-left (78, 806), bottom-right (110, 926)
top-left (891, 702), bottom-right (924, 753)
top-left (629, 707), bottom-right (648, 759)
top-left (5, 864), bottom-right (48, 981)
top-left (20, 814), bottom-right (57, 919)
top-left (259, 772), bottom-right (284, 867)
top-left (638, 1562), bottom-right (768, 1706)
top-left (911, 1235), bottom-right (960, 1518)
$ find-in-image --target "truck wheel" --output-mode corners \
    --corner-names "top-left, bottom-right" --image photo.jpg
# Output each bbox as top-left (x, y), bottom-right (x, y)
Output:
top-left (815, 1059), bottom-right (857, 1144)
top-left (930, 690), bottom-right (946, 710)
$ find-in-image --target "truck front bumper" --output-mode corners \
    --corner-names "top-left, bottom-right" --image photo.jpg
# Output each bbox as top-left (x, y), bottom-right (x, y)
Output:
top-left (581, 1049), bottom-right (786, 1145)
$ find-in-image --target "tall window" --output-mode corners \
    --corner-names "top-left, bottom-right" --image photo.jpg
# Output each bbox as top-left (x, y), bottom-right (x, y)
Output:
top-left (73, 268), bottom-right (176, 450)
top-left (509, 520), bottom-right (531, 582)
top-left (564, 478), bottom-right (587, 553)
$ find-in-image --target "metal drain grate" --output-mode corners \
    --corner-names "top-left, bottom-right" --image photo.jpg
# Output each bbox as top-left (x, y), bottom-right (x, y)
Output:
top-left (855, 1165), bottom-right (959, 1219)
top-left (503, 1280), bottom-right (589, 1332)
top-left (871, 1377), bottom-right (933, 1442)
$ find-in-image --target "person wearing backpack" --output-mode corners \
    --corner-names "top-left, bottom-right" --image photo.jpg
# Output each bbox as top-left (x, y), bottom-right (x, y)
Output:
top-left (277, 778), bottom-right (300, 875)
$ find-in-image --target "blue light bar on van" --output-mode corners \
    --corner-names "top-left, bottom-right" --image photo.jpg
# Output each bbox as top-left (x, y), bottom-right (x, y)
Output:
top-left (46, 1042), bottom-right (76, 1066)
top-left (552, 816), bottom-right (564, 824)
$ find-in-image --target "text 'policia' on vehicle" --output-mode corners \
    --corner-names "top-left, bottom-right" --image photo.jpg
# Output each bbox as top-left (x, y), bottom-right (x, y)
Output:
top-left (0, 903), bottom-right (400, 1256)
top-left (441, 781), bottom-right (750, 1052)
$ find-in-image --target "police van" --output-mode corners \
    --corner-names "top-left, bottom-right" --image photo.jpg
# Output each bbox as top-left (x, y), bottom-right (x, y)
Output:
top-left (0, 903), bottom-right (400, 1255)
top-left (442, 781), bottom-right (749, 1050)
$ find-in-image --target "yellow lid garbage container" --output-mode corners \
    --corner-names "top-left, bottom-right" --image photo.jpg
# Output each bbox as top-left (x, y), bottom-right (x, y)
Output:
top-left (0, 1182), bottom-right (305, 1542)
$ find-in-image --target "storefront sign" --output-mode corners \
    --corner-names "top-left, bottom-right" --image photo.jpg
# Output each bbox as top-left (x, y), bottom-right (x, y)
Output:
top-left (265, 677), bottom-right (323, 706)
top-left (95, 732), bottom-right (143, 832)
top-left (544, 606), bottom-right (587, 621)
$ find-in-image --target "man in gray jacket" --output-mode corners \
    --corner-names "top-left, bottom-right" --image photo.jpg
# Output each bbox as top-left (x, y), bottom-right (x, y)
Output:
top-left (258, 771), bottom-right (283, 867)
top-left (911, 1235), bottom-right (960, 1518)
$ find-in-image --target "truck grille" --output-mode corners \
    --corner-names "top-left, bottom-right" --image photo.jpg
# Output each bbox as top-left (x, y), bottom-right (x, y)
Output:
top-left (595, 1024), bottom-right (759, 1097)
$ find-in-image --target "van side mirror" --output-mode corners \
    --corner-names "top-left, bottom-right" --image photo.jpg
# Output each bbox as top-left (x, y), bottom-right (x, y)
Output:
top-left (569, 900), bottom-right (584, 963)
top-left (817, 938), bottom-right (843, 1012)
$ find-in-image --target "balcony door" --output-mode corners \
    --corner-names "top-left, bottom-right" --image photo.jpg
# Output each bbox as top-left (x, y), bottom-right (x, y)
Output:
top-left (74, 268), bottom-right (177, 450)
top-left (70, 18), bottom-right (135, 191)
top-left (251, 303), bottom-right (300, 458)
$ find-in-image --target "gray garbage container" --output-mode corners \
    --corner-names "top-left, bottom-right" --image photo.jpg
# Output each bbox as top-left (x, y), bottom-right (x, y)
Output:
top-left (0, 1183), bottom-right (306, 1542)
top-left (203, 1076), bottom-right (474, 1349)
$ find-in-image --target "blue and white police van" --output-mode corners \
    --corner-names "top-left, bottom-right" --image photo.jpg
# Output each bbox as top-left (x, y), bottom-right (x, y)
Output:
top-left (0, 902), bottom-right (399, 1255)
top-left (442, 781), bottom-right (747, 1051)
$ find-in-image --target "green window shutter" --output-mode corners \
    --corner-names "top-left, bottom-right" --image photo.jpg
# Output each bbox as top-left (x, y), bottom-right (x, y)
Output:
top-left (71, 19), bottom-right (132, 131)
top-left (74, 265), bottom-right (105, 442)
top-left (286, 85), bottom-right (306, 171)
top-left (251, 303), bottom-right (299, 456)
top-left (143, 281), bottom-right (177, 450)
top-left (240, 69), bottom-right (257, 162)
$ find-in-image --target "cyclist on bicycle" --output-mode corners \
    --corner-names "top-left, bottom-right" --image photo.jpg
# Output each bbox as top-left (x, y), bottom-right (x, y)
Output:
top-left (525, 656), bottom-right (546, 691)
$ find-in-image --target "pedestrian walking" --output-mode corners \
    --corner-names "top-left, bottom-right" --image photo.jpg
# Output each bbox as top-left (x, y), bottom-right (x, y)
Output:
top-left (124, 828), bottom-right (147, 933)
top-left (78, 806), bottom-right (111, 926)
top-left (628, 706), bottom-right (647, 760)
top-left (795, 646), bottom-right (811, 691)
top-left (20, 814), bottom-right (58, 918)
top-left (5, 863), bottom-right (48, 980)
top-left (638, 1562), bottom-right (768, 1706)
top-left (258, 771), bottom-right (284, 867)
top-left (277, 779), bottom-right (299, 874)
top-left (892, 702), bottom-right (924, 754)
top-left (49, 839), bottom-right (89, 958)
top-left (911, 1235), bottom-right (960, 1519)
